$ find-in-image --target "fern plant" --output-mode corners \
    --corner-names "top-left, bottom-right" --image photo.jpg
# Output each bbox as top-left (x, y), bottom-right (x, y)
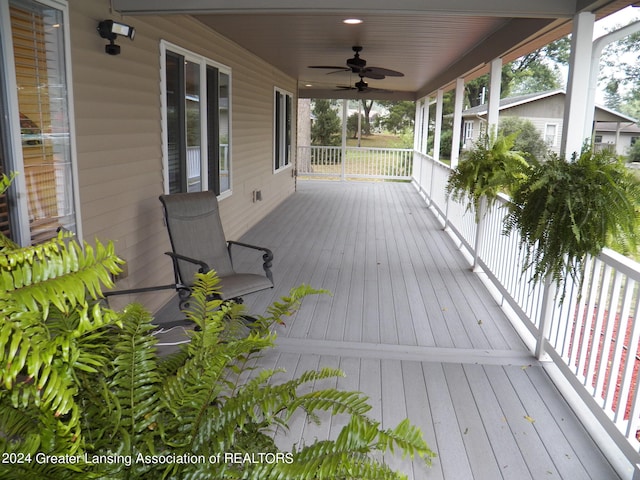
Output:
top-left (504, 146), bottom-right (640, 289)
top-left (85, 272), bottom-right (435, 480)
top-left (0, 177), bottom-right (125, 468)
top-left (447, 132), bottom-right (530, 221)
top-left (0, 172), bottom-right (435, 479)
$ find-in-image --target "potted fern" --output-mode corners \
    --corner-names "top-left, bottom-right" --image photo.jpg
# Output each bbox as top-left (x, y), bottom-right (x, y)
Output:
top-left (447, 132), bottom-right (530, 221)
top-left (0, 173), bottom-right (435, 479)
top-left (504, 145), bottom-right (640, 288)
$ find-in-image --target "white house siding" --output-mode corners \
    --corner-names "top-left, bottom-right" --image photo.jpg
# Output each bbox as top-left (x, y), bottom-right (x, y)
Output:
top-left (597, 131), bottom-right (629, 155)
top-left (69, 0), bottom-right (296, 311)
top-left (499, 112), bottom-right (563, 155)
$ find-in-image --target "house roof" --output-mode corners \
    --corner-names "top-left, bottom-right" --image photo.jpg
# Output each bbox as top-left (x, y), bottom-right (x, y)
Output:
top-left (596, 121), bottom-right (640, 133)
top-left (462, 89), bottom-right (638, 123)
top-left (111, 0), bottom-right (636, 100)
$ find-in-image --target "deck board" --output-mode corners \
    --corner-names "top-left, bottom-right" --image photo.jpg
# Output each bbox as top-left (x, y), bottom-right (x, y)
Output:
top-left (154, 180), bottom-right (621, 479)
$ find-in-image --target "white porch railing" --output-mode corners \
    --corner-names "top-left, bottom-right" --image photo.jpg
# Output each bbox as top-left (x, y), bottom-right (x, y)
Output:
top-left (297, 146), bottom-right (413, 180)
top-left (186, 145), bottom-right (230, 192)
top-left (412, 150), bottom-right (640, 473)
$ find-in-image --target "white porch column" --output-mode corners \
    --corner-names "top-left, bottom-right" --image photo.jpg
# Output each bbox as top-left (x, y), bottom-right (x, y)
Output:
top-left (422, 96), bottom-right (430, 155)
top-left (413, 100), bottom-right (422, 152)
top-left (451, 77), bottom-right (465, 168)
top-left (433, 89), bottom-right (444, 162)
top-left (561, 12), bottom-right (595, 157)
top-left (487, 57), bottom-right (502, 135)
top-left (341, 99), bottom-right (347, 180)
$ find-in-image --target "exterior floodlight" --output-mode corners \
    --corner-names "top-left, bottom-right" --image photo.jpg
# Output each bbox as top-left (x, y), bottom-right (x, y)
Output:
top-left (97, 20), bottom-right (135, 55)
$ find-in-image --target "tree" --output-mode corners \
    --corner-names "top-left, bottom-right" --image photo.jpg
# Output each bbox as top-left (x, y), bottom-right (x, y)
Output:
top-left (377, 100), bottom-right (416, 133)
top-left (359, 99), bottom-right (375, 133)
top-left (505, 37), bottom-right (569, 96)
top-left (498, 116), bottom-right (549, 162)
top-left (347, 112), bottom-right (367, 139)
top-left (311, 99), bottom-right (341, 146)
top-left (464, 38), bottom-right (569, 107)
top-left (628, 139), bottom-right (640, 163)
top-left (600, 26), bottom-right (640, 119)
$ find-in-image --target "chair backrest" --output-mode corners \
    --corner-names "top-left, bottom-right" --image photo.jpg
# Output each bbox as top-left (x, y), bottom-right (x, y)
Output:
top-left (160, 191), bottom-right (235, 286)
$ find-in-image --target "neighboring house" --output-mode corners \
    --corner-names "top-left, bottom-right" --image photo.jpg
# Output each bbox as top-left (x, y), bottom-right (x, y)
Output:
top-left (594, 121), bottom-right (640, 156)
top-left (461, 89), bottom-right (638, 156)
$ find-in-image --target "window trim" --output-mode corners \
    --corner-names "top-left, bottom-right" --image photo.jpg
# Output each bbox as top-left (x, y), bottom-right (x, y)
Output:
top-left (545, 122), bottom-right (558, 147)
top-left (463, 120), bottom-right (474, 140)
top-left (160, 40), bottom-right (232, 198)
top-left (0, 0), bottom-right (81, 244)
top-left (273, 86), bottom-right (293, 174)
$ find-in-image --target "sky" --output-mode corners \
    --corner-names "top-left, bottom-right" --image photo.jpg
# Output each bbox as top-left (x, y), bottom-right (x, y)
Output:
top-left (594, 5), bottom-right (640, 38)
top-left (589, 6), bottom-right (640, 103)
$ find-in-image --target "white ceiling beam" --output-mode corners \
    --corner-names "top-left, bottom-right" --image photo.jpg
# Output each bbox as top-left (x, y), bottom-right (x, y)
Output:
top-left (112, 0), bottom-right (579, 18)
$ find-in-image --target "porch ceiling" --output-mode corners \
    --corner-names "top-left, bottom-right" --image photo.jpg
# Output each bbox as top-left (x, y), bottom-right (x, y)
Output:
top-left (113, 0), bottom-right (636, 100)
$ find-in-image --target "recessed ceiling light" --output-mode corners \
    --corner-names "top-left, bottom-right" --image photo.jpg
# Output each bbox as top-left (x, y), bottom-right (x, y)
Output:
top-left (343, 18), bottom-right (363, 25)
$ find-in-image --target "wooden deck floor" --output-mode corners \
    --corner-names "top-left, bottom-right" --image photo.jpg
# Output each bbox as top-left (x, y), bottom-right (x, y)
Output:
top-left (157, 181), bottom-right (621, 479)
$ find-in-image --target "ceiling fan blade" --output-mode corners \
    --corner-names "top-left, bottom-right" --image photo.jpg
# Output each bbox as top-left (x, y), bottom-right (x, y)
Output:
top-left (308, 65), bottom-right (350, 70)
top-left (363, 66), bottom-right (404, 77)
top-left (359, 71), bottom-right (385, 80)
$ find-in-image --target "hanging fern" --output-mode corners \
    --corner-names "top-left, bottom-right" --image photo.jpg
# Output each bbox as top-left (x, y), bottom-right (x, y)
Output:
top-left (447, 132), bottom-right (530, 221)
top-left (504, 146), bottom-right (640, 289)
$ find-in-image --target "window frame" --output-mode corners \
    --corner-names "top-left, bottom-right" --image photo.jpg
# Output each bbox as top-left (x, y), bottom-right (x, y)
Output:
top-left (0, 0), bottom-right (81, 245)
top-left (463, 120), bottom-right (474, 140)
top-left (273, 87), bottom-right (293, 173)
top-left (544, 122), bottom-right (558, 146)
top-left (160, 40), bottom-right (232, 197)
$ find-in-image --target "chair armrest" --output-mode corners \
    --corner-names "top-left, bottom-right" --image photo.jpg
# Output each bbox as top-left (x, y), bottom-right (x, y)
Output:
top-left (164, 251), bottom-right (210, 276)
top-left (227, 241), bottom-right (274, 283)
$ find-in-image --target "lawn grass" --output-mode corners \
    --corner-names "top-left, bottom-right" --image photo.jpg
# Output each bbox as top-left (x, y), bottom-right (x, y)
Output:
top-left (346, 133), bottom-right (406, 148)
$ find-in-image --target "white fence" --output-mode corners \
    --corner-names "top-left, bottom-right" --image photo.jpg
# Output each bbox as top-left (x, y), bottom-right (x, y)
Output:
top-left (297, 146), bottom-right (413, 180)
top-left (412, 150), bottom-right (640, 472)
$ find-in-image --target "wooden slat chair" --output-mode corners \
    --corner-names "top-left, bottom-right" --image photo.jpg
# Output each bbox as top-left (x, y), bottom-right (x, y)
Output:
top-left (159, 191), bottom-right (273, 306)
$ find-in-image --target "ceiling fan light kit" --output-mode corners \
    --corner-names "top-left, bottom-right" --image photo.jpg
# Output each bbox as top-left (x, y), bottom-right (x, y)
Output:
top-left (308, 45), bottom-right (403, 92)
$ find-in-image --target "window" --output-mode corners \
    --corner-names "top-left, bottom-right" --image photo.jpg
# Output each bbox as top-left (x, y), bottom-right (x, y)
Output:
top-left (0, 0), bottom-right (78, 244)
top-left (274, 88), bottom-right (292, 171)
top-left (545, 123), bottom-right (558, 146)
top-left (463, 120), bottom-right (474, 140)
top-left (162, 42), bottom-right (231, 195)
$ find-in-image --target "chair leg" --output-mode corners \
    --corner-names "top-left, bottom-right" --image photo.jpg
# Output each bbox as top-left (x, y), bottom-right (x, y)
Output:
top-left (177, 288), bottom-right (192, 310)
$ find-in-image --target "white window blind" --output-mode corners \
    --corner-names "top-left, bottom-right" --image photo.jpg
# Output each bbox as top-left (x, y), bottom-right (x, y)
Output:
top-left (10, 0), bottom-right (76, 243)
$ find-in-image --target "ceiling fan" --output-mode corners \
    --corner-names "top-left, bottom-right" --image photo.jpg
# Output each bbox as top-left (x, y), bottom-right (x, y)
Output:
top-left (335, 74), bottom-right (394, 93)
top-left (309, 45), bottom-right (404, 80)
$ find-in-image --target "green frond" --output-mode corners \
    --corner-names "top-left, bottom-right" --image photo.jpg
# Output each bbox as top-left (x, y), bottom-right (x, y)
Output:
top-left (0, 171), bottom-right (16, 195)
top-left (447, 132), bottom-right (530, 222)
top-left (109, 304), bottom-right (162, 445)
top-left (257, 438), bottom-right (405, 480)
top-left (1, 234), bottom-right (123, 317)
top-left (284, 384), bottom-right (371, 422)
top-left (376, 418), bottom-right (435, 462)
top-left (505, 146), bottom-right (640, 291)
top-left (254, 284), bottom-right (330, 330)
